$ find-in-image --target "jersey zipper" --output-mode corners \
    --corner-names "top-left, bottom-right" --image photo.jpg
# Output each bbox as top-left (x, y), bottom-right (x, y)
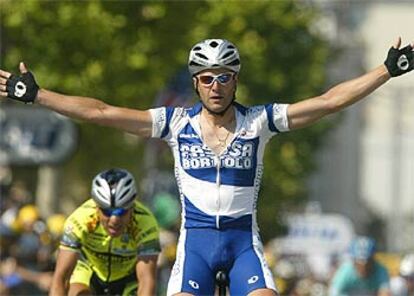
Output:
top-left (106, 238), bottom-right (112, 283)
top-left (215, 156), bottom-right (221, 229)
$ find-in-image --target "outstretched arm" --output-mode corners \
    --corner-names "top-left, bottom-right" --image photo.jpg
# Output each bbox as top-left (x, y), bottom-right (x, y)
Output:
top-left (0, 63), bottom-right (153, 137)
top-left (287, 37), bottom-right (413, 130)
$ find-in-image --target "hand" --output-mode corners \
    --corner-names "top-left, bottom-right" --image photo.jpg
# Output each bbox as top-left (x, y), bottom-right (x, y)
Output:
top-left (384, 37), bottom-right (414, 77)
top-left (0, 258), bottom-right (17, 276)
top-left (0, 62), bottom-right (39, 103)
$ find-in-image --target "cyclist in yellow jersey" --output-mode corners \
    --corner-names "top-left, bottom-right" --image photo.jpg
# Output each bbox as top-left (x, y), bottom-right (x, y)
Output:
top-left (49, 168), bottom-right (161, 296)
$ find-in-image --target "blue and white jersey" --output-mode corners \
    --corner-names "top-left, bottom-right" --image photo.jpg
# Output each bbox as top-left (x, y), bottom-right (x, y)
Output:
top-left (150, 102), bottom-right (289, 230)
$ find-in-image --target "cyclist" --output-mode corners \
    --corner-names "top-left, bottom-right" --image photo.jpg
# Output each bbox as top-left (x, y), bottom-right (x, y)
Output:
top-left (1, 37), bottom-right (413, 296)
top-left (49, 168), bottom-right (160, 296)
top-left (330, 236), bottom-right (391, 296)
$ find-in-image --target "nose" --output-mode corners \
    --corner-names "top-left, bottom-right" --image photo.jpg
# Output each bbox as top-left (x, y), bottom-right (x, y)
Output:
top-left (210, 79), bottom-right (222, 90)
top-left (108, 215), bottom-right (122, 224)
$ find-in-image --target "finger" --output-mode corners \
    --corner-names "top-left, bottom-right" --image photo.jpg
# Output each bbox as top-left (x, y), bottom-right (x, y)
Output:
top-left (0, 69), bottom-right (11, 79)
top-left (0, 85), bottom-right (6, 91)
top-left (393, 36), bottom-right (401, 49)
top-left (0, 77), bottom-right (7, 84)
top-left (0, 91), bottom-right (8, 97)
top-left (19, 62), bottom-right (28, 74)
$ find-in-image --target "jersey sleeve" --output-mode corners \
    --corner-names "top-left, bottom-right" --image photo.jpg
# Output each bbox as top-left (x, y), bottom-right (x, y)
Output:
top-left (149, 106), bottom-right (175, 139)
top-left (59, 213), bottom-right (83, 251)
top-left (265, 103), bottom-right (290, 133)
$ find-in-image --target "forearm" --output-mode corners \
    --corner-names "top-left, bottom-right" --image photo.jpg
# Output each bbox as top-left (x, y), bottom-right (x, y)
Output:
top-left (49, 274), bottom-right (68, 296)
top-left (36, 89), bottom-right (108, 121)
top-left (323, 65), bottom-right (390, 112)
top-left (136, 256), bottom-right (158, 296)
top-left (288, 65), bottom-right (392, 129)
top-left (137, 277), bottom-right (156, 296)
top-left (15, 266), bottom-right (40, 283)
top-left (35, 89), bottom-right (152, 136)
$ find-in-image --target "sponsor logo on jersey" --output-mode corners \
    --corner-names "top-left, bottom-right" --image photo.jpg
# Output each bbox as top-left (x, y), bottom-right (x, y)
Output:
top-left (188, 280), bottom-right (200, 289)
top-left (180, 141), bottom-right (254, 170)
top-left (248, 275), bottom-right (259, 284)
top-left (178, 133), bottom-right (200, 139)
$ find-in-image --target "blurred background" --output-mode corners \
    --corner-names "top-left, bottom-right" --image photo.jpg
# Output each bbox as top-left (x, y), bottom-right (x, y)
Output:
top-left (0, 0), bottom-right (413, 295)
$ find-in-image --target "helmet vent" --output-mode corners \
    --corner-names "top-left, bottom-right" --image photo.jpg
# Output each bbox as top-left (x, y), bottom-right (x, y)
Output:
top-left (221, 51), bottom-right (234, 59)
top-left (227, 59), bottom-right (240, 66)
top-left (209, 41), bottom-right (219, 48)
top-left (91, 168), bottom-right (137, 209)
top-left (195, 53), bottom-right (208, 60)
top-left (119, 189), bottom-right (130, 200)
top-left (189, 61), bottom-right (202, 66)
top-left (188, 39), bottom-right (241, 75)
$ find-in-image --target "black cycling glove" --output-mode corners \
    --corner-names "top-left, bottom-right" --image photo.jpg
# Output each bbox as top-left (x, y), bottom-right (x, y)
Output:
top-left (6, 71), bottom-right (39, 103)
top-left (384, 45), bottom-right (414, 77)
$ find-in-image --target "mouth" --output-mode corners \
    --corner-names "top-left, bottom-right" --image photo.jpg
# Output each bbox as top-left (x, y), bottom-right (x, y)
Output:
top-left (210, 95), bottom-right (223, 100)
top-left (108, 225), bottom-right (122, 236)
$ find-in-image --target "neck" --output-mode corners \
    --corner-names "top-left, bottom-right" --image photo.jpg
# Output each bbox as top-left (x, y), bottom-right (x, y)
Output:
top-left (201, 104), bottom-right (235, 127)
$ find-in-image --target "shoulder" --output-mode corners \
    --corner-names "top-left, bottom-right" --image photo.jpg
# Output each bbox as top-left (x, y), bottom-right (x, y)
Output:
top-left (237, 102), bottom-right (286, 119)
top-left (65, 199), bottom-right (98, 233)
top-left (61, 199), bottom-right (98, 248)
top-left (334, 261), bottom-right (355, 279)
top-left (132, 201), bottom-right (159, 229)
top-left (68, 199), bottom-right (96, 220)
top-left (131, 201), bottom-right (160, 250)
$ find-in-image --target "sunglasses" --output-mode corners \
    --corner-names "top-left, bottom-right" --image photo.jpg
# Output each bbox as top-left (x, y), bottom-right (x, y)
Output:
top-left (100, 207), bottom-right (129, 217)
top-left (198, 73), bottom-right (234, 86)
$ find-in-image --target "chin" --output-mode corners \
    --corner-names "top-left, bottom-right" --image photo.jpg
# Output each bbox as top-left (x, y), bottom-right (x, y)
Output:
top-left (206, 104), bottom-right (231, 116)
top-left (107, 229), bottom-right (123, 237)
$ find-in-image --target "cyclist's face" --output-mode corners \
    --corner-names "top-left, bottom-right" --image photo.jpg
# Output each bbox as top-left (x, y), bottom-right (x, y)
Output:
top-left (98, 208), bottom-right (132, 237)
top-left (194, 68), bottom-right (237, 115)
top-left (354, 259), bottom-right (373, 278)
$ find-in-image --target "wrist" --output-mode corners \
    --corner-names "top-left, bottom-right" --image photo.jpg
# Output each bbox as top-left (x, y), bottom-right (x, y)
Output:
top-left (380, 64), bottom-right (392, 80)
top-left (34, 88), bottom-right (45, 104)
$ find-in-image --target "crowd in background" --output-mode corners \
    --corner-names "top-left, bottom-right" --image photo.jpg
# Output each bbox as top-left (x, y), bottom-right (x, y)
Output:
top-left (1, 180), bottom-right (413, 296)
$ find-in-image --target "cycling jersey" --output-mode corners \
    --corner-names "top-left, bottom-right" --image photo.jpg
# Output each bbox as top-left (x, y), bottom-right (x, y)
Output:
top-left (150, 102), bottom-right (289, 295)
top-left (330, 260), bottom-right (390, 296)
top-left (60, 199), bottom-right (161, 283)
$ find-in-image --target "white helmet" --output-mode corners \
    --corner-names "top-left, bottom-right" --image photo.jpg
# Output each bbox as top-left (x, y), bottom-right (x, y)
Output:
top-left (91, 168), bottom-right (137, 209)
top-left (188, 39), bottom-right (241, 75)
top-left (400, 254), bottom-right (414, 277)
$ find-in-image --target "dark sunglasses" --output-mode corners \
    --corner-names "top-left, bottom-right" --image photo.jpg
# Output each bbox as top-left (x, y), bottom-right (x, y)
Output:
top-left (100, 207), bottom-right (129, 217)
top-left (198, 73), bottom-right (234, 86)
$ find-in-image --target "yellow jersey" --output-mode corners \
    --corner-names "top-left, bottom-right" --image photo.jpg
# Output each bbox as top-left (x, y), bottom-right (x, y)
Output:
top-left (60, 199), bottom-right (160, 282)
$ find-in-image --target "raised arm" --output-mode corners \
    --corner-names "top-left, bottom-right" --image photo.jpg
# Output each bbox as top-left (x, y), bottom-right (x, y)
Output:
top-left (0, 63), bottom-right (153, 137)
top-left (287, 37), bottom-right (413, 130)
